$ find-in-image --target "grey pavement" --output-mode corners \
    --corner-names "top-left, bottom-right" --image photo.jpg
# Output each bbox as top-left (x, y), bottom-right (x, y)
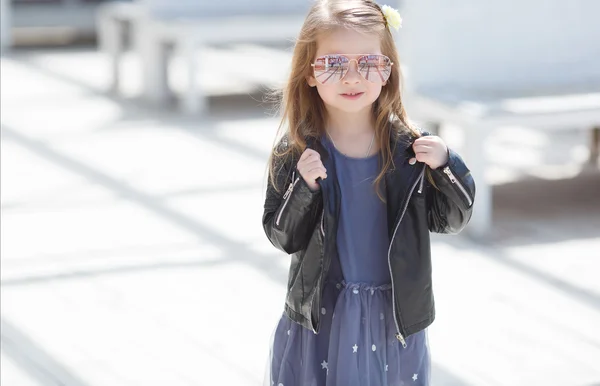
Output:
top-left (1, 45), bottom-right (600, 386)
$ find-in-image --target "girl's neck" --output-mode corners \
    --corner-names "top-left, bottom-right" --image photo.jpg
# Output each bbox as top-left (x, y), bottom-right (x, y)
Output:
top-left (324, 108), bottom-right (378, 157)
top-left (325, 108), bottom-right (375, 138)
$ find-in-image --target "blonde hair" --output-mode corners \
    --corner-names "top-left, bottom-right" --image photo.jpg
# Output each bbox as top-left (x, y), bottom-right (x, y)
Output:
top-left (269, 0), bottom-right (420, 200)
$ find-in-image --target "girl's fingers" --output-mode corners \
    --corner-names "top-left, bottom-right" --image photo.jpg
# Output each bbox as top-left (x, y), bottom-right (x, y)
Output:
top-left (299, 161), bottom-right (326, 176)
top-left (300, 149), bottom-right (320, 162)
top-left (412, 136), bottom-right (448, 167)
top-left (298, 159), bottom-right (327, 177)
top-left (299, 149), bottom-right (312, 161)
top-left (415, 137), bottom-right (439, 144)
top-left (299, 155), bottom-right (323, 171)
top-left (309, 166), bottom-right (327, 176)
top-left (307, 166), bottom-right (327, 179)
top-left (304, 158), bottom-right (325, 168)
top-left (414, 144), bottom-right (434, 151)
top-left (415, 153), bottom-right (429, 162)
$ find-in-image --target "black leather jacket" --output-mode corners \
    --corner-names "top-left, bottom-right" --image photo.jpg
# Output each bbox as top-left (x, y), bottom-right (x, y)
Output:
top-left (262, 130), bottom-right (476, 347)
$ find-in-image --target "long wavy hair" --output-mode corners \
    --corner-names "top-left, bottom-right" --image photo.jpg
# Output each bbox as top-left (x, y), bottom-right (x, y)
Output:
top-left (268, 0), bottom-right (420, 200)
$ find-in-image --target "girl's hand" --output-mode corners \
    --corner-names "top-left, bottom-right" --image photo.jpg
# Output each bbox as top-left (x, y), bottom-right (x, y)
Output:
top-left (297, 149), bottom-right (327, 191)
top-left (410, 136), bottom-right (449, 170)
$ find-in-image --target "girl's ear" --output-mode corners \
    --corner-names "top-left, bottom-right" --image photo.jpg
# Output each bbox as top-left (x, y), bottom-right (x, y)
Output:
top-left (306, 75), bottom-right (317, 87)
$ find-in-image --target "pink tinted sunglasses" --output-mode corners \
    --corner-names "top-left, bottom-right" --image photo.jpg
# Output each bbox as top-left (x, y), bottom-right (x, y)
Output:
top-left (311, 54), bottom-right (393, 84)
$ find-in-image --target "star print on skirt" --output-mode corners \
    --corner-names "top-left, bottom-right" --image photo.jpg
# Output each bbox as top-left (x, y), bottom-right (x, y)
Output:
top-left (264, 280), bottom-right (431, 386)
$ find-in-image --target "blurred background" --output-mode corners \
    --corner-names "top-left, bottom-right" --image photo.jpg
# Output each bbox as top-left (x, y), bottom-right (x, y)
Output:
top-left (1, 0), bottom-right (599, 385)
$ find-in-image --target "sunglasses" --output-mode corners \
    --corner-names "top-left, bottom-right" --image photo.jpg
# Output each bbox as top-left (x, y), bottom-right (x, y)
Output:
top-left (311, 54), bottom-right (393, 84)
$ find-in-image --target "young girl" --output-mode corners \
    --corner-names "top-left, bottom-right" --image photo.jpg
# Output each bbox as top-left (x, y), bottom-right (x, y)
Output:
top-left (262, 1), bottom-right (476, 385)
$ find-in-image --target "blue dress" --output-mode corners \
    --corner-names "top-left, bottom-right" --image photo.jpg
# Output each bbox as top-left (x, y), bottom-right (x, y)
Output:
top-left (267, 137), bottom-right (431, 386)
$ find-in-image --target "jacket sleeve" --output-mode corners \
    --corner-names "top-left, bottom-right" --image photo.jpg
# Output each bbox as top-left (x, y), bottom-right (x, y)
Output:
top-left (262, 147), bottom-right (323, 255)
top-left (426, 148), bottom-right (476, 234)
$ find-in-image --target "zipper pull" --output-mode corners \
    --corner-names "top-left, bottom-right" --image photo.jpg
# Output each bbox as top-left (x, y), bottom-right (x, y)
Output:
top-left (443, 166), bottom-right (456, 183)
top-left (282, 171), bottom-right (297, 200)
top-left (417, 167), bottom-right (426, 194)
top-left (282, 181), bottom-right (294, 200)
top-left (395, 333), bottom-right (407, 348)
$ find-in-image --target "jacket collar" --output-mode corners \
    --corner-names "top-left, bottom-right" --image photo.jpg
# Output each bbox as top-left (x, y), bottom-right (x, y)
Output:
top-left (305, 127), bottom-right (420, 162)
top-left (306, 129), bottom-right (425, 235)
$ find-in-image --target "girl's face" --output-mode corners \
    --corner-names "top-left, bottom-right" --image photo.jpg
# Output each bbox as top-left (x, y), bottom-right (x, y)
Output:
top-left (307, 28), bottom-right (387, 116)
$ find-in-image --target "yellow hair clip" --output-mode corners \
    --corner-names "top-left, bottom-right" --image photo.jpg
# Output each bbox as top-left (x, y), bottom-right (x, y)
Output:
top-left (381, 4), bottom-right (402, 31)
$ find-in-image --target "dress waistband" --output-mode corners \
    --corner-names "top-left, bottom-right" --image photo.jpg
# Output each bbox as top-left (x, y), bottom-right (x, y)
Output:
top-left (329, 280), bottom-right (392, 291)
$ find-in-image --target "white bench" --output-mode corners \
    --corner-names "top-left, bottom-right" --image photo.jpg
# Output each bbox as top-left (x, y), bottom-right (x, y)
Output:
top-left (408, 87), bottom-right (600, 237)
top-left (96, 2), bottom-right (144, 93)
top-left (399, 0), bottom-right (600, 237)
top-left (96, 1), bottom-right (307, 114)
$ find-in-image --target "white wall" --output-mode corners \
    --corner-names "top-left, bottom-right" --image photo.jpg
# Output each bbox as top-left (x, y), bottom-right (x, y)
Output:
top-left (398, 0), bottom-right (600, 92)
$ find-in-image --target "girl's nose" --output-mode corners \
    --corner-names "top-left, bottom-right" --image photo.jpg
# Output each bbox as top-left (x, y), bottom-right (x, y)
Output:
top-left (343, 60), bottom-right (362, 84)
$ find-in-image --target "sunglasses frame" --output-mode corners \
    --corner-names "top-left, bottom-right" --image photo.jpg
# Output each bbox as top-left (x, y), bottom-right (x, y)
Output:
top-left (310, 54), bottom-right (394, 85)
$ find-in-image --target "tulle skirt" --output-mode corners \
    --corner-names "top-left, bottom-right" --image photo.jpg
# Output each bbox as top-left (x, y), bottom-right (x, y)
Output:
top-left (266, 279), bottom-right (431, 386)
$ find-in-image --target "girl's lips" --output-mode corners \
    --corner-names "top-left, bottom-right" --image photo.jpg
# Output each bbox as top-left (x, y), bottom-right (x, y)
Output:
top-left (340, 92), bottom-right (364, 100)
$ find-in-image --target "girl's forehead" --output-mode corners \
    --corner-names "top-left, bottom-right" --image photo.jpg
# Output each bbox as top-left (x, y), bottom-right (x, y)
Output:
top-left (315, 28), bottom-right (382, 56)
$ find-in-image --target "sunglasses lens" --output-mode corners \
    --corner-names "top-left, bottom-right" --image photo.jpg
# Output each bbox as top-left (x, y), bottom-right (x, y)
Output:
top-left (313, 55), bottom-right (349, 84)
top-left (358, 55), bottom-right (392, 83)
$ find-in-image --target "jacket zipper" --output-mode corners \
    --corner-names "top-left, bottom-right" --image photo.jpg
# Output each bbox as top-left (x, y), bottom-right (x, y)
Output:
top-left (417, 167), bottom-right (426, 194)
top-left (387, 165), bottom-right (426, 348)
top-left (315, 199), bottom-right (327, 334)
top-left (276, 172), bottom-right (300, 226)
top-left (443, 166), bottom-right (473, 206)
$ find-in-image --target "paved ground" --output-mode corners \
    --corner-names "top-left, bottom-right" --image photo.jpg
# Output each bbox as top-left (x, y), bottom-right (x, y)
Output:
top-left (1, 45), bottom-right (600, 386)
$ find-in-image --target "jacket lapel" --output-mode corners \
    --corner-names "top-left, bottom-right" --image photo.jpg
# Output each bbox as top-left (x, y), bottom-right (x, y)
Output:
top-left (385, 132), bottom-right (420, 238)
top-left (308, 132), bottom-right (420, 239)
